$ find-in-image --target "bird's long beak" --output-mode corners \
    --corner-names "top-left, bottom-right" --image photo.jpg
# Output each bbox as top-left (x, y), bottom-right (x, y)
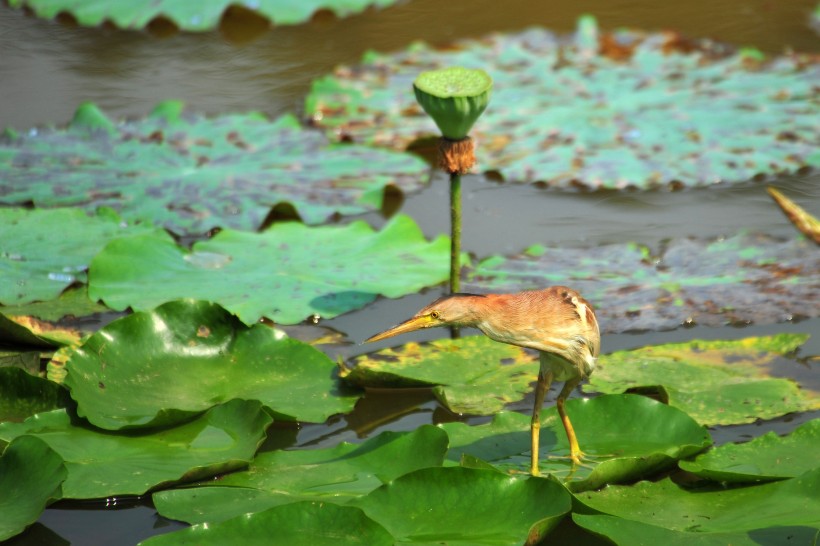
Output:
top-left (364, 315), bottom-right (432, 343)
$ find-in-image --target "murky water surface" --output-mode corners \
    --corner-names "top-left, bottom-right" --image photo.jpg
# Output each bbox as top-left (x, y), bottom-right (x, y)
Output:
top-left (0, 0), bottom-right (818, 544)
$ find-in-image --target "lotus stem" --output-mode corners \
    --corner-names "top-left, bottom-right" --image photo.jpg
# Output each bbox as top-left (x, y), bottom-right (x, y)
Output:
top-left (450, 170), bottom-right (461, 339)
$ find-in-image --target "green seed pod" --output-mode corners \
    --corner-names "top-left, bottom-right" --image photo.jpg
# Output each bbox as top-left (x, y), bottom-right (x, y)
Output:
top-left (413, 67), bottom-right (492, 141)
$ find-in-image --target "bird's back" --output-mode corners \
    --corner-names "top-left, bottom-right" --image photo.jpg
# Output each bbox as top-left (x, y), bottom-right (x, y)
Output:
top-left (475, 287), bottom-right (600, 373)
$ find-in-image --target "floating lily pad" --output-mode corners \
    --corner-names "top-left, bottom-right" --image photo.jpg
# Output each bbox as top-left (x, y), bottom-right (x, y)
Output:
top-left (0, 103), bottom-right (429, 235)
top-left (441, 394), bottom-right (711, 491)
top-left (307, 17), bottom-right (819, 188)
top-left (0, 400), bottom-right (271, 499)
top-left (587, 334), bottom-right (819, 425)
top-left (64, 299), bottom-right (358, 430)
top-left (573, 468), bottom-right (820, 537)
top-left (0, 367), bottom-right (71, 423)
top-left (153, 426), bottom-right (448, 524)
top-left (89, 215), bottom-right (451, 325)
top-left (7, 0), bottom-right (400, 31)
top-left (140, 501), bottom-right (393, 546)
top-left (342, 336), bottom-right (538, 415)
top-left (353, 467), bottom-right (572, 545)
top-left (679, 418), bottom-right (820, 483)
top-left (0, 435), bottom-right (66, 542)
top-left (0, 208), bottom-right (152, 306)
top-left (573, 513), bottom-right (818, 546)
top-left (465, 233), bottom-right (820, 333)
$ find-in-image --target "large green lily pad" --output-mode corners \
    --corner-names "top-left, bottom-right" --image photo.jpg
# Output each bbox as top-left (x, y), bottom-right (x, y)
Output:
top-left (306, 17), bottom-right (819, 189)
top-left (0, 435), bottom-right (66, 542)
top-left (141, 501), bottom-right (393, 546)
top-left (64, 299), bottom-right (358, 430)
top-left (441, 394), bottom-right (711, 492)
top-left (465, 233), bottom-right (820, 333)
top-left (0, 102), bottom-right (429, 235)
top-left (353, 467), bottom-right (572, 545)
top-left (88, 214), bottom-right (451, 325)
top-left (679, 418), bottom-right (820, 483)
top-left (0, 400), bottom-right (270, 499)
top-left (0, 367), bottom-right (71, 424)
top-left (587, 334), bottom-right (819, 425)
top-left (574, 468), bottom-right (820, 537)
top-left (342, 336), bottom-right (538, 415)
top-left (7, 0), bottom-right (400, 31)
top-left (153, 425), bottom-right (448, 524)
top-left (0, 207), bottom-right (153, 306)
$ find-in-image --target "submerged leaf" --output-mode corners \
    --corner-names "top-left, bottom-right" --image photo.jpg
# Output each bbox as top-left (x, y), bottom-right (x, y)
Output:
top-left (0, 208), bottom-right (153, 306)
top-left (307, 18), bottom-right (819, 188)
top-left (0, 436), bottom-right (66, 541)
top-left (441, 394), bottom-right (711, 492)
top-left (153, 426), bottom-right (448, 524)
top-left (353, 466), bottom-right (572, 545)
top-left (64, 300), bottom-right (358, 430)
top-left (0, 400), bottom-right (271, 499)
top-left (465, 234), bottom-right (820, 332)
top-left (679, 418), bottom-right (820, 482)
top-left (7, 0), bottom-right (401, 31)
top-left (0, 104), bottom-right (429, 235)
top-left (343, 336), bottom-right (538, 415)
top-left (587, 334), bottom-right (818, 425)
top-left (89, 215), bottom-right (452, 325)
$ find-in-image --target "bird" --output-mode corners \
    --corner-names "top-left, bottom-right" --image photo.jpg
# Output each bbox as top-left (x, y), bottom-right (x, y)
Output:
top-left (364, 286), bottom-right (600, 476)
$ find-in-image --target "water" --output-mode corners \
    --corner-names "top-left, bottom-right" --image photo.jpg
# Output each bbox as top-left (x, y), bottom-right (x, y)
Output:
top-left (0, 1), bottom-right (818, 544)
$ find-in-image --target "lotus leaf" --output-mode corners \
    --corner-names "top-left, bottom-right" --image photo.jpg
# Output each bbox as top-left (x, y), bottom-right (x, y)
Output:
top-left (64, 300), bottom-right (358, 429)
top-left (7, 0), bottom-right (400, 31)
top-left (0, 435), bottom-right (66, 541)
top-left (0, 208), bottom-right (153, 306)
top-left (587, 334), bottom-right (819, 425)
top-left (140, 501), bottom-right (393, 546)
top-left (306, 18), bottom-right (819, 189)
top-left (353, 467), bottom-right (571, 545)
top-left (0, 287), bottom-right (109, 322)
top-left (343, 335), bottom-right (538, 415)
top-left (0, 400), bottom-right (271, 499)
top-left (88, 215), bottom-right (451, 325)
top-left (0, 367), bottom-right (71, 424)
top-left (153, 425), bottom-right (448, 524)
top-left (0, 102), bottom-right (428, 235)
top-left (679, 418), bottom-right (820, 482)
top-left (441, 394), bottom-right (711, 492)
top-left (573, 468), bottom-right (820, 535)
top-left (573, 513), bottom-right (818, 546)
top-left (465, 234), bottom-right (820, 332)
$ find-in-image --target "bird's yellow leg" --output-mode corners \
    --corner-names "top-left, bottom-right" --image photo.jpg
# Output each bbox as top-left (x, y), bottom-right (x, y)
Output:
top-left (530, 368), bottom-right (553, 476)
top-left (556, 378), bottom-right (583, 465)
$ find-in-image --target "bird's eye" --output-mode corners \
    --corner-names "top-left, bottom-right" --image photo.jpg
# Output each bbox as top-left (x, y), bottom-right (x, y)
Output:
top-left (430, 310), bottom-right (441, 320)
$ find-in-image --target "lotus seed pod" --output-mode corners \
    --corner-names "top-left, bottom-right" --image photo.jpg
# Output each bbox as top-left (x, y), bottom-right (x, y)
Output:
top-left (413, 67), bottom-right (492, 141)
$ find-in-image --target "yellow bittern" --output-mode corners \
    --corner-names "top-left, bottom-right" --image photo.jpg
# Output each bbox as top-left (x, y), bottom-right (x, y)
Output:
top-left (365, 286), bottom-right (600, 475)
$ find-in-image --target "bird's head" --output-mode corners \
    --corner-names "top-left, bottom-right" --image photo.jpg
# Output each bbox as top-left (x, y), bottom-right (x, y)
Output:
top-left (364, 293), bottom-right (485, 343)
